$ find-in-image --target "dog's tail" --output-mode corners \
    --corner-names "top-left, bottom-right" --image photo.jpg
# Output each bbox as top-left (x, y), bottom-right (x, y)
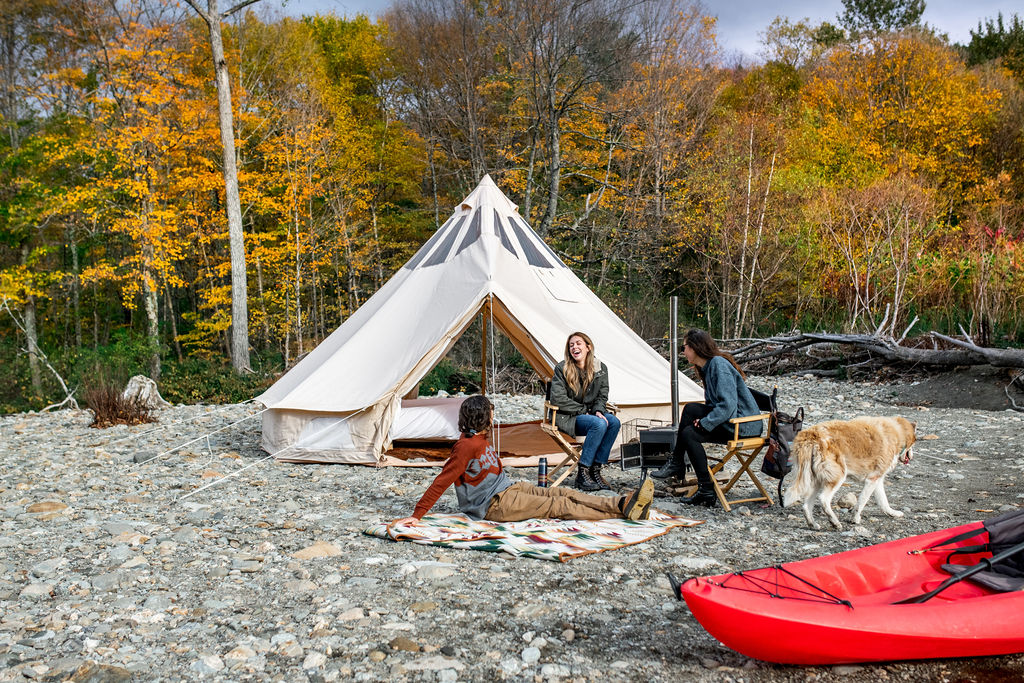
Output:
top-left (783, 435), bottom-right (817, 507)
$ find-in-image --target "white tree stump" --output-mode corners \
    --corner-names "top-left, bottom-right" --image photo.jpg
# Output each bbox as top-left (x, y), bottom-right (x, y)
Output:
top-left (123, 375), bottom-right (171, 409)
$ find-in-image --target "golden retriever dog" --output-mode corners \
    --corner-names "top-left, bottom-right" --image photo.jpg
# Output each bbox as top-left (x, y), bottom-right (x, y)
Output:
top-left (783, 416), bottom-right (916, 530)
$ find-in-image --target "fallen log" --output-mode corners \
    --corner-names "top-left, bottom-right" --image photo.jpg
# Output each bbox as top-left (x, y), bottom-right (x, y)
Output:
top-left (729, 331), bottom-right (1024, 370)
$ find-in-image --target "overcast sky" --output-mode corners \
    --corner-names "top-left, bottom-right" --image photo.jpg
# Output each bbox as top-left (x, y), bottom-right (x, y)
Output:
top-left (272, 0), bottom-right (1020, 62)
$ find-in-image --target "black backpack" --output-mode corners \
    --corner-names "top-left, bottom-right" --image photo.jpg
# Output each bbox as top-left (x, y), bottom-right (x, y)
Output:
top-left (751, 388), bottom-right (804, 501)
top-left (936, 509), bottom-right (1024, 593)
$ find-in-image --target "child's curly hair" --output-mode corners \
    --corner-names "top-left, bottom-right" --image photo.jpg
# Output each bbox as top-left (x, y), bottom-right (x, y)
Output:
top-left (458, 395), bottom-right (493, 435)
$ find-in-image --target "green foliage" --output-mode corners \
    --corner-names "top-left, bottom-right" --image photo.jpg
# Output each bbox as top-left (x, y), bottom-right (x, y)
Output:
top-left (839, 0), bottom-right (924, 36)
top-left (964, 13), bottom-right (1024, 80)
top-left (159, 357), bottom-right (279, 405)
top-left (418, 359), bottom-right (481, 396)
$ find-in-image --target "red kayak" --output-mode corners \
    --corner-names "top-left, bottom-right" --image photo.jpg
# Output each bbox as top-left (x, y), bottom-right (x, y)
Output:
top-left (678, 521), bottom-right (1024, 665)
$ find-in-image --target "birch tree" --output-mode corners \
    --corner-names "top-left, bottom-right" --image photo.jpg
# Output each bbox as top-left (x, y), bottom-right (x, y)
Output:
top-left (181, 0), bottom-right (262, 373)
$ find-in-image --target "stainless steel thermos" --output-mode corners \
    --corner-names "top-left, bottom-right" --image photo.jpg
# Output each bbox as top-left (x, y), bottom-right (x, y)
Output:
top-left (538, 457), bottom-right (548, 487)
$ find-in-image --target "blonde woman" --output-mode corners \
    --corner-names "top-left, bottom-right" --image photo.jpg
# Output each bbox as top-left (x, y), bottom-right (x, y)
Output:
top-left (549, 331), bottom-right (620, 491)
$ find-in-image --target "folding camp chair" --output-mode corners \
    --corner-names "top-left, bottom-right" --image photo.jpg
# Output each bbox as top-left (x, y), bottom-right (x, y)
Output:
top-left (678, 392), bottom-right (774, 511)
top-left (539, 398), bottom-right (619, 489)
top-left (540, 401), bottom-right (585, 488)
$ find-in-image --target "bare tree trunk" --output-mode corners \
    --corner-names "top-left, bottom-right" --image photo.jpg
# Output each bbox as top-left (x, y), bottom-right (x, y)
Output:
top-left (70, 232), bottom-right (81, 350)
top-left (164, 284), bottom-right (183, 362)
top-left (142, 268), bottom-right (161, 381)
top-left (24, 293), bottom-right (42, 394)
top-left (18, 245), bottom-right (42, 394)
top-left (428, 139), bottom-right (440, 228)
top-left (539, 110), bottom-right (560, 237)
top-left (183, 0), bottom-right (258, 373)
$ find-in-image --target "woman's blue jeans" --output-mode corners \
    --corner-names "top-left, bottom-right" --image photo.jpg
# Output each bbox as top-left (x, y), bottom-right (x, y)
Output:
top-left (574, 413), bottom-right (621, 467)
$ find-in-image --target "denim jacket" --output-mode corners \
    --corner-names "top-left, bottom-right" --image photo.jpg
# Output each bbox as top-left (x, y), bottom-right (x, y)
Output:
top-left (698, 356), bottom-right (762, 437)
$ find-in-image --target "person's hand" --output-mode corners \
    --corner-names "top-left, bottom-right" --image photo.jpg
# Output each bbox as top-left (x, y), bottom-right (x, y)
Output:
top-left (392, 517), bottom-right (419, 527)
top-left (693, 418), bottom-right (701, 430)
top-left (596, 411), bottom-right (608, 423)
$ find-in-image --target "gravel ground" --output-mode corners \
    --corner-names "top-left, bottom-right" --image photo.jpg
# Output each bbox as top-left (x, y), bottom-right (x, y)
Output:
top-left (1, 375), bottom-right (1023, 682)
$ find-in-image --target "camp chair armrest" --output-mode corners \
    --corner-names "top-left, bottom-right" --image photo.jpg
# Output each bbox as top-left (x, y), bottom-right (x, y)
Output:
top-left (728, 413), bottom-right (771, 424)
top-left (604, 402), bottom-right (618, 415)
top-left (728, 412), bottom-right (771, 441)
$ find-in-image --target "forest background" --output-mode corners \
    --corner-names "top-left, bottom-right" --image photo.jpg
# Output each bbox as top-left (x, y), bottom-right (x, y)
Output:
top-left (2, 0), bottom-right (1023, 413)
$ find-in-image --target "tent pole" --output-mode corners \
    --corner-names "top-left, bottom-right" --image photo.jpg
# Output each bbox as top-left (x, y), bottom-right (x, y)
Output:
top-left (481, 298), bottom-right (489, 394)
top-left (670, 295), bottom-right (679, 427)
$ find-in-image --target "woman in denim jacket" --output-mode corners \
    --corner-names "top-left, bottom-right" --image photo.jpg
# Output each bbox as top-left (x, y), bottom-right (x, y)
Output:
top-left (651, 329), bottom-right (761, 507)
top-left (549, 331), bottom-right (621, 492)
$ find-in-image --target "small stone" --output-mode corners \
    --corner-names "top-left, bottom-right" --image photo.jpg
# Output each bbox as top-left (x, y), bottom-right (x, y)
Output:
top-left (27, 501), bottom-right (68, 514)
top-left (522, 646), bottom-right (541, 664)
top-left (191, 655), bottom-right (225, 674)
top-left (69, 662), bottom-right (132, 681)
top-left (302, 652), bottom-right (328, 670)
top-left (231, 559), bottom-right (262, 573)
top-left (837, 492), bottom-right (858, 509)
top-left (291, 541), bottom-right (342, 560)
top-left (389, 636), bottom-right (420, 652)
top-left (541, 663), bottom-right (570, 677)
top-left (368, 650), bottom-right (386, 662)
top-left (224, 644), bottom-right (257, 662)
top-left (338, 607), bottom-right (363, 621)
top-left (91, 573), bottom-right (121, 592)
top-left (416, 564), bottom-right (456, 580)
top-left (561, 629), bottom-right (575, 642)
top-left (833, 664), bottom-right (863, 675)
top-left (410, 601), bottom-right (438, 613)
top-left (20, 583), bottom-right (54, 600)
top-left (31, 558), bottom-right (66, 577)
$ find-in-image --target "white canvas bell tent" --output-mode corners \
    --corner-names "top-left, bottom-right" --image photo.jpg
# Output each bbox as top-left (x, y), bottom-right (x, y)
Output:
top-left (257, 175), bottom-right (702, 464)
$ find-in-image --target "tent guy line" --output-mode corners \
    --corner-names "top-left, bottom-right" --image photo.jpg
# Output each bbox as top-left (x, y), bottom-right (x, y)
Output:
top-left (110, 399), bottom-right (260, 446)
top-left (132, 408), bottom-right (269, 466)
top-left (174, 404), bottom-right (374, 502)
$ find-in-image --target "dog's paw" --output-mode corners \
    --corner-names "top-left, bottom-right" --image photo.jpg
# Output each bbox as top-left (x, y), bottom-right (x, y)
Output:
top-left (851, 514), bottom-right (861, 525)
top-left (828, 518), bottom-right (843, 530)
top-left (887, 510), bottom-right (905, 518)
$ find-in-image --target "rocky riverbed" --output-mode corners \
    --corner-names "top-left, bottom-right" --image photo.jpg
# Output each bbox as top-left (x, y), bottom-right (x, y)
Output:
top-left (1, 375), bottom-right (1023, 682)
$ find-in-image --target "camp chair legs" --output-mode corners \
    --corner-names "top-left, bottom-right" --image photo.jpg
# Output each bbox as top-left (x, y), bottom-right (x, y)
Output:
top-left (546, 452), bottom-right (580, 488)
top-left (674, 414), bottom-right (775, 512)
top-left (707, 442), bottom-right (774, 512)
top-left (541, 401), bottom-right (583, 489)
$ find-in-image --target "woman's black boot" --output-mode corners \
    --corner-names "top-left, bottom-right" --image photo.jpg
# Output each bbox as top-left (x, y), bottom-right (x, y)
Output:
top-left (575, 466), bottom-right (602, 492)
top-left (590, 464), bottom-right (612, 491)
top-left (651, 458), bottom-right (686, 480)
top-left (681, 485), bottom-right (717, 508)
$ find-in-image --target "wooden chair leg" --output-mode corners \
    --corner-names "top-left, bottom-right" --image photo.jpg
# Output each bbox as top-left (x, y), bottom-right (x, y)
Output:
top-left (548, 456), bottom-right (578, 488)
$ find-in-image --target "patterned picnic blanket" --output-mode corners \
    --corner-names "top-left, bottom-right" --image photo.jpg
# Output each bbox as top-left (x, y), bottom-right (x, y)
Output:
top-left (364, 511), bottom-right (702, 562)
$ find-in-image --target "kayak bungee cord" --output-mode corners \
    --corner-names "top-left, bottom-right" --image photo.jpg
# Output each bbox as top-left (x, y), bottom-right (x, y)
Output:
top-left (709, 565), bottom-right (854, 607)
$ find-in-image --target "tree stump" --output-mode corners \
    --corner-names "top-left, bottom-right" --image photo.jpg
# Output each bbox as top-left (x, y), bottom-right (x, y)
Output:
top-left (122, 375), bottom-right (171, 410)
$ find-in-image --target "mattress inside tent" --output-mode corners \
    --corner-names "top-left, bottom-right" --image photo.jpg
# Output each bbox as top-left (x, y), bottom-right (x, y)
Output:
top-left (384, 396), bottom-right (570, 467)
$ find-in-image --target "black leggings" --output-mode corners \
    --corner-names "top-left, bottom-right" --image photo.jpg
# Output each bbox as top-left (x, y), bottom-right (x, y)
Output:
top-left (673, 403), bottom-right (733, 486)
